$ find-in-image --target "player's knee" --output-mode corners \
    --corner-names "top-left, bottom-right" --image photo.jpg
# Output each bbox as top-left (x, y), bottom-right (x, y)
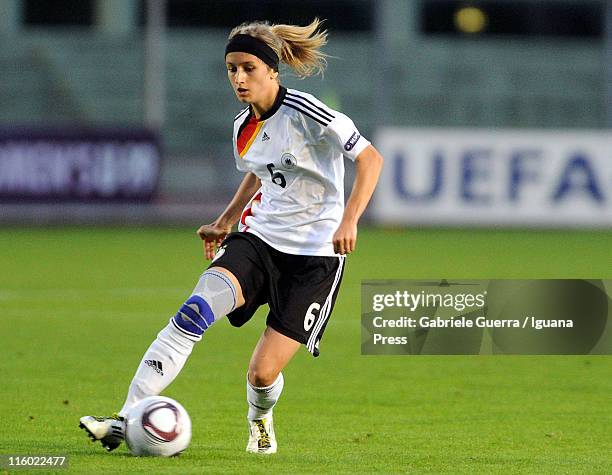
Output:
top-left (248, 366), bottom-right (279, 388)
top-left (171, 269), bottom-right (237, 340)
top-left (172, 294), bottom-right (214, 339)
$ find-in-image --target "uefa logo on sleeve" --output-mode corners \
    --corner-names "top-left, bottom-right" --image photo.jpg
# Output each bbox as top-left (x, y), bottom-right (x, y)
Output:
top-left (344, 131), bottom-right (360, 151)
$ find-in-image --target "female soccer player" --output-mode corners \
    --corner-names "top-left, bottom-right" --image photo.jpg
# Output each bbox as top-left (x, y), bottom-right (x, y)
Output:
top-left (80, 18), bottom-right (383, 454)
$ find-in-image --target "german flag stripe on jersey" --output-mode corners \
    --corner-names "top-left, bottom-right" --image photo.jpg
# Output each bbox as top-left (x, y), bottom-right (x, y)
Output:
top-left (237, 116), bottom-right (265, 158)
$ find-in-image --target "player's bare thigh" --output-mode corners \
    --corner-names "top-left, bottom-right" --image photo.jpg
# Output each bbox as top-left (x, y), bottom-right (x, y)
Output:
top-left (209, 265), bottom-right (246, 308)
top-left (210, 266), bottom-right (300, 386)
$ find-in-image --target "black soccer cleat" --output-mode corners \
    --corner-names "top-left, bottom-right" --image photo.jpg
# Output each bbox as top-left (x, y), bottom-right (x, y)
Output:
top-left (79, 414), bottom-right (125, 452)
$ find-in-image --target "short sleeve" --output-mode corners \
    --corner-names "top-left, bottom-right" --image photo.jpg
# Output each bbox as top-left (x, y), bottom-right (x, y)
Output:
top-left (324, 111), bottom-right (371, 161)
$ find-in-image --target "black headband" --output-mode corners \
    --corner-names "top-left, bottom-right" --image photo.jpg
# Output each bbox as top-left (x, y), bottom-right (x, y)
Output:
top-left (225, 34), bottom-right (279, 70)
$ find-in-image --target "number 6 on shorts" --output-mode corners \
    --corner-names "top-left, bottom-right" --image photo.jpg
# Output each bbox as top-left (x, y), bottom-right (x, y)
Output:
top-left (304, 302), bottom-right (321, 331)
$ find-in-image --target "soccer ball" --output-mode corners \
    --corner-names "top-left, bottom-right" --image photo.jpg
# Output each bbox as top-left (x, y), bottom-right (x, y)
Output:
top-left (125, 396), bottom-right (191, 456)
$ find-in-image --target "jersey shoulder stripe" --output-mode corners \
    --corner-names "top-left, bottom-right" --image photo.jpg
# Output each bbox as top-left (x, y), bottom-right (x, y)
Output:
top-left (282, 101), bottom-right (331, 127)
top-left (283, 95), bottom-right (334, 124)
top-left (285, 91), bottom-right (335, 120)
top-left (282, 101), bottom-right (330, 126)
top-left (234, 107), bottom-right (250, 121)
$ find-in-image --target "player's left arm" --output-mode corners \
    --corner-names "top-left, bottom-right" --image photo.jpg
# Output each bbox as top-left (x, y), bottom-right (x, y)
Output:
top-left (333, 145), bottom-right (384, 255)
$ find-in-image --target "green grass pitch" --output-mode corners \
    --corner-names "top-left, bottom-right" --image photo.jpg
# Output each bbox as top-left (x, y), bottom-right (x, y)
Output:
top-left (1, 227), bottom-right (611, 474)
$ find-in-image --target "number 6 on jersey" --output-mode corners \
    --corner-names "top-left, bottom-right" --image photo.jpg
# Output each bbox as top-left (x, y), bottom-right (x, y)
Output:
top-left (266, 163), bottom-right (287, 188)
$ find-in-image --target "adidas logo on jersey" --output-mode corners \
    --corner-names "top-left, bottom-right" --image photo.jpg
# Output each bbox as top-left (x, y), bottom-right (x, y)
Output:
top-left (262, 132), bottom-right (270, 142)
top-left (145, 359), bottom-right (164, 376)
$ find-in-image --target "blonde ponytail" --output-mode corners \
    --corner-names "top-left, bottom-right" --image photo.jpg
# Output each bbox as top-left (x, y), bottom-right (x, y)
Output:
top-left (228, 18), bottom-right (328, 78)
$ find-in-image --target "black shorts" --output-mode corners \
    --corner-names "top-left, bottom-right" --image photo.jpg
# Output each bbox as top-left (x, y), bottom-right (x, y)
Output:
top-left (208, 232), bottom-right (345, 357)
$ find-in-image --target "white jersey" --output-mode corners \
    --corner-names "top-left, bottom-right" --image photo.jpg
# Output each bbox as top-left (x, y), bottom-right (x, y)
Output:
top-left (232, 86), bottom-right (370, 256)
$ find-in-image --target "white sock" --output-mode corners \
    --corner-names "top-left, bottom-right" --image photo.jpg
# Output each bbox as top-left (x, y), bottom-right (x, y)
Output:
top-left (246, 372), bottom-right (284, 420)
top-left (118, 322), bottom-right (196, 417)
top-left (118, 270), bottom-right (236, 417)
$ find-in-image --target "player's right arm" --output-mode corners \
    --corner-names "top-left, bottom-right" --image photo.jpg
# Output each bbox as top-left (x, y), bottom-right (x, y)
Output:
top-left (197, 172), bottom-right (261, 260)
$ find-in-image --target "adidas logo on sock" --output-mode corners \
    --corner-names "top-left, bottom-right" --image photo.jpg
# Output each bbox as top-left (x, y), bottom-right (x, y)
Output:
top-left (262, 132), bottom-right (270, 142)
top-left (145, 359), bottom-right (164, 376)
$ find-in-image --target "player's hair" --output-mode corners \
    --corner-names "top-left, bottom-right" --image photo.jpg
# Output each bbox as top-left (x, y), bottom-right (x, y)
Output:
top-left (228, 18), bottom-right (328, 78)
